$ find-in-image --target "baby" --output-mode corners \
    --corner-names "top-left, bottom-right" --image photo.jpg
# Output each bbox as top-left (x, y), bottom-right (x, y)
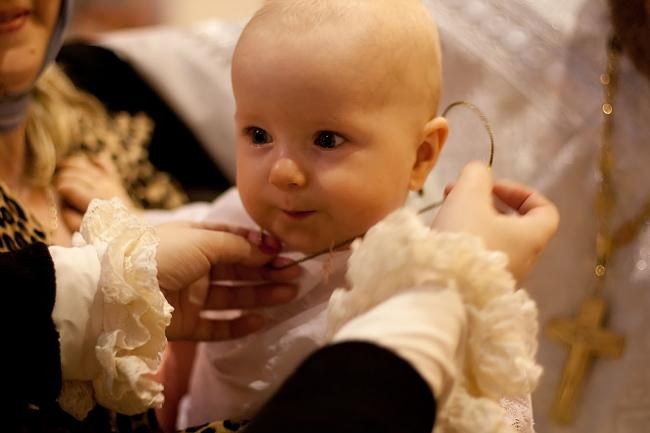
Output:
top-left (145, 0), bottom-right (539, 431)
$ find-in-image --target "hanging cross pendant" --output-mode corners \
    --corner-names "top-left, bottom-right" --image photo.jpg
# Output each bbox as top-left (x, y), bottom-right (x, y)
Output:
top-left (545, 296), bottom-right (625, 424)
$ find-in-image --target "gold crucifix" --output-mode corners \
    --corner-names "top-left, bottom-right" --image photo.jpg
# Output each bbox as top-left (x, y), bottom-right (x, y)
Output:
top-left (545, 296), bottom-right (625, 424)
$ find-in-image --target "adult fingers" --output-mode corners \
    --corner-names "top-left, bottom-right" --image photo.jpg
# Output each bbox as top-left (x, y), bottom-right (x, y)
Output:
top-left (55, 170), bottom-right (96, 193)
top-left (493, 181), bottom-right (560, 231)
top-left (493, 181), bottom-right (560, 248)
top-left (193, 222), bottom-right (282, 254)
top-left (447, 161), bottom-right (494, 207)
top-left (196, 229), bottom-right (276, 267)
top-left (492, 180), bottom-right (547, 213)
top-left (92, 153), bottom-right (119, 176)
top-left (56, 179), bottom-right (93, 211)
top-left (187, 275), bottom-right (210, 306)
top-left (58, 155), bottom-right (95, 171)
top-left (61, 207), bottom-right (84, 232)
top-left (192, 222), bottom-right (250, 236)
top-left (189, 314), bottom-right (267, 341)
top-left (60, 154), bottom-right (115, 177)
top-left (158, 220), bottom-right (193, 229)
top-left (204, 283), bottom-right (298, 310)
top-left (211, 259), bottom-right (302, 282)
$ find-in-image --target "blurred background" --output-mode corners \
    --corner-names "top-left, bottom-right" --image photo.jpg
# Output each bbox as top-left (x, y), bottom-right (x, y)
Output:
top-left (164, 0), bottom-right (264, 23)
top-left (69, 0), bottom-right (265, 39)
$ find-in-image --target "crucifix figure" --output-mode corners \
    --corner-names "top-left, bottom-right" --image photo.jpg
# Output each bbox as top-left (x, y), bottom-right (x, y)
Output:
top-left (546, 296), bottom-right (625, 424)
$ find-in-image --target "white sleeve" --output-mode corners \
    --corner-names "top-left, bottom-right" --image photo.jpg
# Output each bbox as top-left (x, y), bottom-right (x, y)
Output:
top-left (50, 245), bottom-right (103, 382)
top-left (50, 199), bottom-right (173, 421)
top-left (327, 208), bottom-right (541, 433)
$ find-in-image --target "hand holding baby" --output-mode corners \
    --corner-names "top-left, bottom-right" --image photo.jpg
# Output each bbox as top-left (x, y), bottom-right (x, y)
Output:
top-left (433, 161), bottom-right (559, 284)
top-left (55, 153), bottom-right (138, 231)
top-left (155, 222), bottom-right (300, 341)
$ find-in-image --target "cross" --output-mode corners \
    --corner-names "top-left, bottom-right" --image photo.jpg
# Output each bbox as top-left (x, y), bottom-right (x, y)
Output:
top-left (545, 296), bottom-right (625, 424)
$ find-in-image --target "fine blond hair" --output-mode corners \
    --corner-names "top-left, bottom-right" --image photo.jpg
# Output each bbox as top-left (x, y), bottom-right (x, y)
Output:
top-left (242, 0), bottom-right (442, 115)
top-left (26, 64), bottom-right (107, 188)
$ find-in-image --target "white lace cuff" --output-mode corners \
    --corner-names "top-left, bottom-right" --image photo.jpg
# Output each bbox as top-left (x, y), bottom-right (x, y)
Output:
top-left (326, 209), bottom-right (541, 433)
top-left (56, 198), bottom-right (173, 419)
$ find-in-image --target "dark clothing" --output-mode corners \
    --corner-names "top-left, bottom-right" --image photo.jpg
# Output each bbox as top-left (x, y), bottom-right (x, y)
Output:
top-left (245, 342), bottom-right (436, 433)
top-left (5, 243), bottom-right (60, 417)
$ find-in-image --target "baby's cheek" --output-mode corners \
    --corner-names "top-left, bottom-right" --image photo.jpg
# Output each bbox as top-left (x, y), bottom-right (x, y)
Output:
top-left (335, 192), bottom-right (394, 233)
top-left (239, 187), bottom-right (268, 227)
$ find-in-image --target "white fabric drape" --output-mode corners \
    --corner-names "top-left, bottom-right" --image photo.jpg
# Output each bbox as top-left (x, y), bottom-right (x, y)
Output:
top-left (427, 1), bottom-right (650, 432)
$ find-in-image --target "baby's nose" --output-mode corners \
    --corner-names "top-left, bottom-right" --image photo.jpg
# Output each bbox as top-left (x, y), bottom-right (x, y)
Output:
top-left (269, 157), bottom-right (307, 190)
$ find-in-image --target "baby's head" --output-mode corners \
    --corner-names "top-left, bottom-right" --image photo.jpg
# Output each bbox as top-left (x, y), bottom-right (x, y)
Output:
top-left (233, 0), bottom-right (448, 253)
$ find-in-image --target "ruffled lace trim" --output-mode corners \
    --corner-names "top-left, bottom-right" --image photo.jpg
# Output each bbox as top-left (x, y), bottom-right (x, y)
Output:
top-left (327, 209), bottom-right (541, 433)
top-left (501, 395), bottom-right (535, 433)
top-left (58, 381), bottom-right (95, 421)
top-left (59, 198), bottom-right (172, 418)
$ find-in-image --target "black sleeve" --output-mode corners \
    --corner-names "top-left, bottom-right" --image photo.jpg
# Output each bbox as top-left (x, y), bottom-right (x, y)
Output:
top-left (244, 342), bottom-right (437, 433)
top-left (3, 243), bottom-right (61, 412)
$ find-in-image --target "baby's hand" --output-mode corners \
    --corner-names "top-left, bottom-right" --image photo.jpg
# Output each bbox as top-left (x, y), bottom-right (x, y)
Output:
top-left (55, 154), bottom-right (137, 231)
top-left (432, 161), bottom-right (559, 284)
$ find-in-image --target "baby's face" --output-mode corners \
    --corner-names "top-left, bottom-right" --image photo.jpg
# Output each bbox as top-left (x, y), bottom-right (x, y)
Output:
top-left (233, 31), bottom-right (430, 253)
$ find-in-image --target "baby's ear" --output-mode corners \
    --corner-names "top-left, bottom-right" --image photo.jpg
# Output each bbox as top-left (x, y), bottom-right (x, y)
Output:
top-left (409, 117), bottom-right (449, 191)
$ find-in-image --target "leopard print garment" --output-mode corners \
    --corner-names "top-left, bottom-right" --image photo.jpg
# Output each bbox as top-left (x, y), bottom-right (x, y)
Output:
top-left (0, 184), bottom-right (49, 252)
top-left (0, 110), bottom-right (187, 253)
top-left (179, 420), bottom-right (247, 433)
top-left (70, 111), bottom-right (188, 210)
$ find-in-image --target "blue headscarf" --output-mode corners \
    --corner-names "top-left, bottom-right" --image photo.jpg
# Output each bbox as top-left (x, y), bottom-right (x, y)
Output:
top-left (0, 0), bottom-right (73, 131)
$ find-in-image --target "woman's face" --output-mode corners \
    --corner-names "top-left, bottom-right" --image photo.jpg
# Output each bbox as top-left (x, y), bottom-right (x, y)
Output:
top-left (0, 0), bottom-right (61, 96)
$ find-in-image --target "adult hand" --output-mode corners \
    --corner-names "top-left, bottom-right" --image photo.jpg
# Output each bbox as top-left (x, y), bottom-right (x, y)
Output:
top-left (155, 222), bottom-right (301, 341)
top-left (55, 153), bottom-right (138, 231)
top-left (432, 161), bottom-right (559, 284)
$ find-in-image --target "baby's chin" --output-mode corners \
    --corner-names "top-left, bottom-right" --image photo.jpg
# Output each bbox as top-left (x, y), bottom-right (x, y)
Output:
top-left (275, 233), bottom-right (350, 255)
top-left (278, 238), bottom-right (330, 255)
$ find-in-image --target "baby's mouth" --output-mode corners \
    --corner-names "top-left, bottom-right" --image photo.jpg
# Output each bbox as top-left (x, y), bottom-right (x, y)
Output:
top-left (282, 210), bottom-right (316, 220)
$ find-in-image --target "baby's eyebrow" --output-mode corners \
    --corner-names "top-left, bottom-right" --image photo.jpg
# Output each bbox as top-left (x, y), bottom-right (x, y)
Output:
top-left (316, 110), bottom-right (366, 127)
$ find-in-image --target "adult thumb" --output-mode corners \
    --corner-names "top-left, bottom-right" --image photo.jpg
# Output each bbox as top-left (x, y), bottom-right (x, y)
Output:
top-left (449, 161), bottom-right (493, 207)
top-left (197, 229), bottom-right (274, 267)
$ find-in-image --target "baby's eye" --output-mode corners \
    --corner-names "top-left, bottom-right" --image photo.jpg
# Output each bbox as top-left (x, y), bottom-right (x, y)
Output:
top-left (314, 131), bottom-right (345, 149)
top-left (246, 127), bottom-right (273, 146)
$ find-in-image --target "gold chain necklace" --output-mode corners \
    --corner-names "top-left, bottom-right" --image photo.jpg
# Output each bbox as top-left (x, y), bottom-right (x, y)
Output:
top-left (545, 36), bottom-right (650, 424)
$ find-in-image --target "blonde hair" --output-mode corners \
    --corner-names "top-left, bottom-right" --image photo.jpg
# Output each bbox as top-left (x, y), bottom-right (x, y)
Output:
top-left (251, 0), bottom-right (436, 36)
top-left (252, 0), bottom-right (359, 30)
top-left (243, 0), bottom-right (442, 115)
top-left (25, 64), bottom-right (107, 188)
